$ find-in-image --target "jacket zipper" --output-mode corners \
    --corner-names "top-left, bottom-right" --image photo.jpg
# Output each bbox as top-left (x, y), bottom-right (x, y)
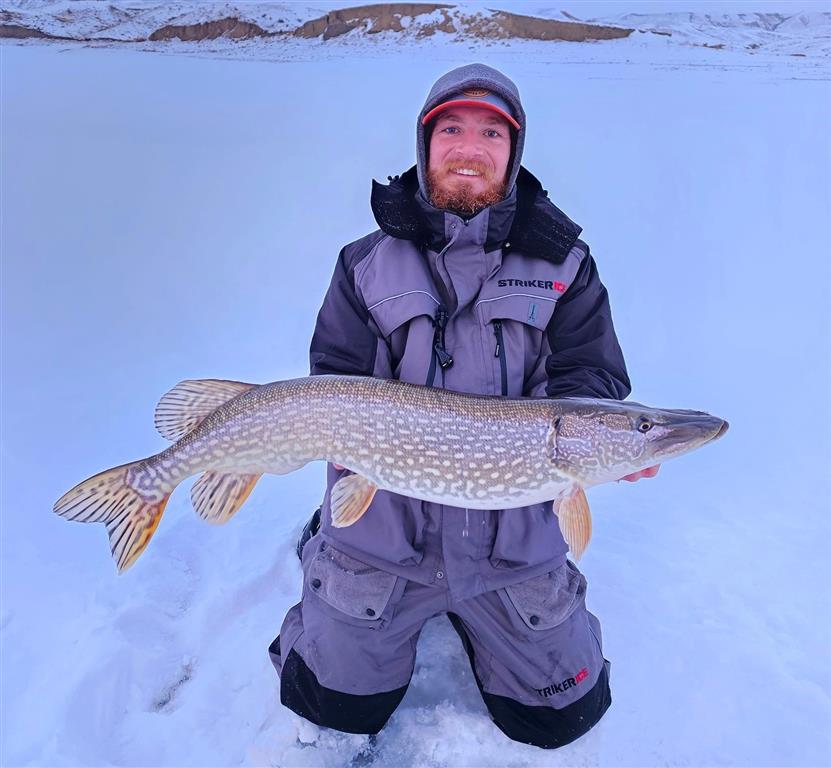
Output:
top-left (427, 304), bottom-right (453, 387)
top-left (493, 320), bottom-right (508, 396)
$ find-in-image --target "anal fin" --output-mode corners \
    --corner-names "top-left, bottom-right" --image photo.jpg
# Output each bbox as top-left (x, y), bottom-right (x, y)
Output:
top-left (555, 486), bottom-right (593, 560)
top-left (330, 474), bottom-right (377, 527)
top-left (191, 471), bottom-right (261, 524)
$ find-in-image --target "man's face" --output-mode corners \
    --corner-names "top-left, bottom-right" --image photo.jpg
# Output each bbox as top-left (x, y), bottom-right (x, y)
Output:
top-left (426, 106), bottom-right (512, 216)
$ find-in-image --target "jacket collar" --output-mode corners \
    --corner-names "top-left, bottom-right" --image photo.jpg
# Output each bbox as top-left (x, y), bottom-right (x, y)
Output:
top-left (370, 165), bottom-right (583, 264)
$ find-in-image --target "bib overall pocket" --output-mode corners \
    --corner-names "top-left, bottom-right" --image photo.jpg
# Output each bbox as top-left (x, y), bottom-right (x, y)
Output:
top-left (304, 541), bottom-right (402, 630)
top-left (499, 560), bottom-right (586, 635)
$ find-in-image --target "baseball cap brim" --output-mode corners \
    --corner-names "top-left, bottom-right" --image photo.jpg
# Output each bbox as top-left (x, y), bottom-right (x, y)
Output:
top-left (422, 100), bottom-right (521, 131)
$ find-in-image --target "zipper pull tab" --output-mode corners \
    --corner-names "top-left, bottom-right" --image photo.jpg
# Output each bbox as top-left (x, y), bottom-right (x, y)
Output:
top-left (493, 319), bottom-right (502, 357)
top-left (434, 345), bottom-right (454, 369)
top-left (432, 304), bottom-right (454, 370)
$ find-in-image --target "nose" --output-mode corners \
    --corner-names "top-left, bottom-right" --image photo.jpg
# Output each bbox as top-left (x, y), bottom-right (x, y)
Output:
top-left (452, 131), bottom-right (486, 158)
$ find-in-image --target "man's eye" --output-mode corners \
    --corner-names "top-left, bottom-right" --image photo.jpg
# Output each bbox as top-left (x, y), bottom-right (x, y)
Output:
top-left (442, 126), bottom-right (460, 134)
top-left (484, 129), bottom-right (502, 138)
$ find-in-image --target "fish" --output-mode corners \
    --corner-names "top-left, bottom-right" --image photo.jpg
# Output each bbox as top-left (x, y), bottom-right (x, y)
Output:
top-left (53, 374), bottom-right (728, 573)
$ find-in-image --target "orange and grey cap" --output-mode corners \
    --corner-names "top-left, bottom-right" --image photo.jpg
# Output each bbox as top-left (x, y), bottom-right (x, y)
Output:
top-left (421, 88), bottom-right (522, 131)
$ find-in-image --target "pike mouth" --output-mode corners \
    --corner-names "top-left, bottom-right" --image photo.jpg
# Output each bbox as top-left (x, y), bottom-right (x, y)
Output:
top-left (713, 420), bottom-right (729, 441)
top-left (653, 416), bottom-right (729, 457)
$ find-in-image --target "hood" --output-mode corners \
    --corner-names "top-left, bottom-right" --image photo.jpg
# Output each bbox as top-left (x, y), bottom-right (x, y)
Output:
top-left (371, 165), bottom-right (583, 264)
top-left (416, 63), bottom-right (526, 203)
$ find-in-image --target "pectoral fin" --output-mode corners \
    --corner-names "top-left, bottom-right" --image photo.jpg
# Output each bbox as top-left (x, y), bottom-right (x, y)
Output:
top-left (555, 487), bottom-right (592, 560)
top-left (330, 474), bottom-right (377, 527)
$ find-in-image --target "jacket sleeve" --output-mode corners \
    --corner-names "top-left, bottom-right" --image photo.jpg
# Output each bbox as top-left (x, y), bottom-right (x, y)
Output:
top-left (309, 241), bottom-right (380, 376)
top-left (544, 246), bottom-right (631, 400)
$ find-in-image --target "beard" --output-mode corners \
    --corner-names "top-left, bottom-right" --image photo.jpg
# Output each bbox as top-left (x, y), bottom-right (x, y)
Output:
top-left (427, 159), bottom-right (508, 217)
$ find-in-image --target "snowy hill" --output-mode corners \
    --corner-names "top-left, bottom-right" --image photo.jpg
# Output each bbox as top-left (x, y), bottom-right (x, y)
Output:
top-left (2, 0), bottom-right (830, 61)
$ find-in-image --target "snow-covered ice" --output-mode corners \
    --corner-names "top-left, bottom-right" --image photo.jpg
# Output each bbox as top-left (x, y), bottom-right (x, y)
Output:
top-left (2, 12), bottom-right (830, 767)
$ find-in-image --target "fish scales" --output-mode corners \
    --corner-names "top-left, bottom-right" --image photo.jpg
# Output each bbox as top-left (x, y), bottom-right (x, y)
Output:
top-left (155, 376), bottom-right (566, 508)
top-left (54, 373), bottom-right (728, 572)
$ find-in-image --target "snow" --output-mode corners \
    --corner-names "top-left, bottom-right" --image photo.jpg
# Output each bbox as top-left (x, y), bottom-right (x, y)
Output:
top-left (2, 11), bottom-right (831, 768)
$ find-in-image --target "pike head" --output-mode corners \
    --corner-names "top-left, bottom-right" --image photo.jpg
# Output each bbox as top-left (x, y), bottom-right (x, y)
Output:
top-left (548, 399), bottom-right (729, 488)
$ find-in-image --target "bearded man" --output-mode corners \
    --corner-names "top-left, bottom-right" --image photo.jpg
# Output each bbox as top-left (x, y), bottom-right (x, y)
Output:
top-left (270, 63), bottom-right (657, 749)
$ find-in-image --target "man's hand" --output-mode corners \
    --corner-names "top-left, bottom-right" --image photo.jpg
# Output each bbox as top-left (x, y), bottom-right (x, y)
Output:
top-left (618, 464), bottom-right (660, 482)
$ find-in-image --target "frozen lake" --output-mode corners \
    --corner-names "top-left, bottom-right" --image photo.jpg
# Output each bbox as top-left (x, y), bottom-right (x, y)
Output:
top-left (2, 36), bottom-right (830, 767)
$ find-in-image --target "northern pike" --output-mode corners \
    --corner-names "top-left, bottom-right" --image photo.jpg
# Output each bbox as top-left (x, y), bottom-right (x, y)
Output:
top-left (54, 375), bottom-right (728, 572)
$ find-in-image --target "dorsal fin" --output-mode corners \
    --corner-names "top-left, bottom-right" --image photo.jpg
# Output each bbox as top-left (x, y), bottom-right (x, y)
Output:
top-left (154, 379), bottom-right (255, 441)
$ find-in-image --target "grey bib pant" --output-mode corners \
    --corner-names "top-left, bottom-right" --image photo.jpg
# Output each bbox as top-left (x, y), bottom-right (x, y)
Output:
top-left (271, 535), bottom-right (611, 748)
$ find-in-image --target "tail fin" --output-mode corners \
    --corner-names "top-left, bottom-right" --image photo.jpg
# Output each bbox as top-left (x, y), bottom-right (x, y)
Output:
top-left (53, 460), bottom-right (172, 573)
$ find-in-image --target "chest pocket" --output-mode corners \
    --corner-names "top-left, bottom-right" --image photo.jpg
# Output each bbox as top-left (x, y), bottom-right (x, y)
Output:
top-left (367, 291), bottom-right (440, 338)
top-left (364, 291), bottom-right (440, 386)
top-left (476, 292), bottom-right (558, 396)
top-left (354, 238), bottom-right (443, 385)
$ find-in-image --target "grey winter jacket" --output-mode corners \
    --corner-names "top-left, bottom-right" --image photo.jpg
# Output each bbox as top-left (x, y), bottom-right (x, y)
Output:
top-left (308, 164), bottom-right (630, 601)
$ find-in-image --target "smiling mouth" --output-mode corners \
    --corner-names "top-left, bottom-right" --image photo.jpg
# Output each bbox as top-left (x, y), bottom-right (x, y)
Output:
top-left (451, 168), bottom-right (484, 177)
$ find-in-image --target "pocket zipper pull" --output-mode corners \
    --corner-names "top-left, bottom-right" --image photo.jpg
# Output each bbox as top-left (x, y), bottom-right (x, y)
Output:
top-left (434, 345), bottom-right (454, 369)
top-left (493, 319), bottom-right (502, 357)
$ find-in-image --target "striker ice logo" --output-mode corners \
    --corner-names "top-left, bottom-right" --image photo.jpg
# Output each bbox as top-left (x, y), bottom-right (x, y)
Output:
top-left (535, 667), bottom-right (589, 698)
top-left (497, 278), bottom-right (568, 293)
top-left (462, 88), bottom-right (490, 98)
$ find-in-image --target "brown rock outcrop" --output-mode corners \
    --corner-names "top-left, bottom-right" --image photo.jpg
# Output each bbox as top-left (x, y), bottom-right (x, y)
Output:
top-left (485, 10), bottom-right (633, 41)
top-left (295, 3), bottom-right (453, 39)
top-left (294, 3), bottom-right (632, 43)
top-left (149, 17), bottom-right (272, 42)
top-left (0, 24), bottom-right (54, 39)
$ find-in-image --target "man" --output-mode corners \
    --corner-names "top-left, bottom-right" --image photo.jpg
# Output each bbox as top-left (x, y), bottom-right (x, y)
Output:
top-left (270, 63), bottom-right (657, 750)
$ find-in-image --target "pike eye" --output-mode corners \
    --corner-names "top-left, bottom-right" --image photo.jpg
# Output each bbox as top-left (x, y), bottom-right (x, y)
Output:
top-left (638, 419), bottom-right (653, 433)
